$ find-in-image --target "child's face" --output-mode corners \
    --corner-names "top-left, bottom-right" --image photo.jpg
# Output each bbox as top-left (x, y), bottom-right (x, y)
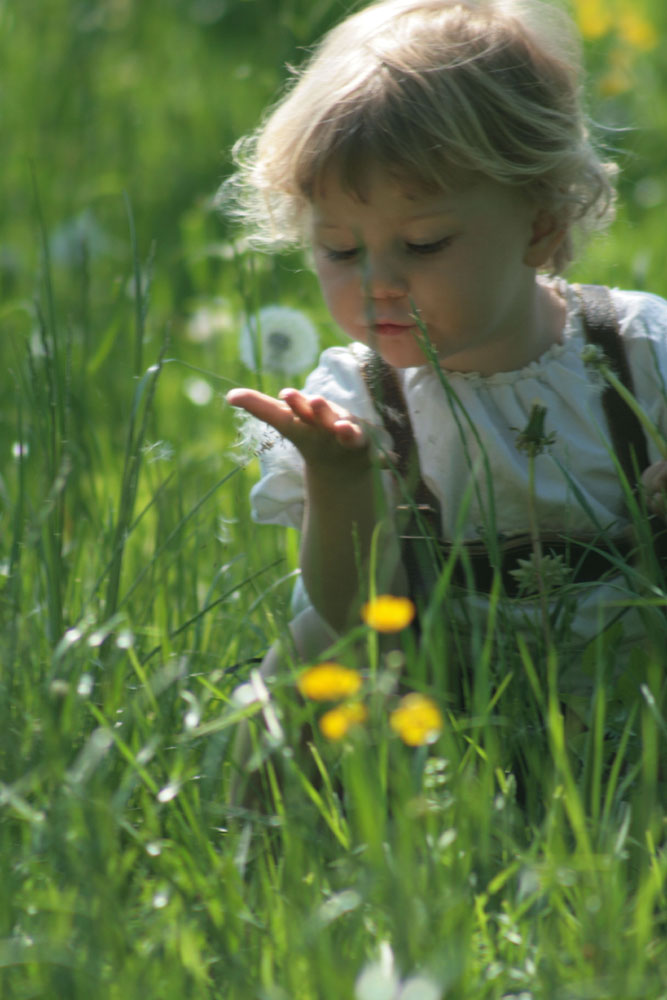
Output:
top-left (309, 164), bottom-right (555, 374)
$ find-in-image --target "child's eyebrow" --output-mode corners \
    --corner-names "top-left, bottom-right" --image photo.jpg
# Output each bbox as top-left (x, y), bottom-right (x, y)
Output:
top-left (313, 208), bottom-right (458, 231)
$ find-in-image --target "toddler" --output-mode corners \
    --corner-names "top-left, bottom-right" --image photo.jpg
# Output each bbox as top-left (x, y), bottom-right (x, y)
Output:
top-left (224, 0), bottom-right (667, 683)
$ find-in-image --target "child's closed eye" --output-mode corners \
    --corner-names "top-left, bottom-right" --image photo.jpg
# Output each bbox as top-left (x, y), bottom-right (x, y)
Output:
top-left (322, 236), bottom-right (454, 262)
top-left (323, 245), bottom-right (359, 261)
top-left (405, 236), bottom-right (454, 255)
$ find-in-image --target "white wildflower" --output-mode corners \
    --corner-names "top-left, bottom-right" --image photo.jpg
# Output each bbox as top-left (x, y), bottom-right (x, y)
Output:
top-left (355, 942), bottom-right (442, 1000)
top-left (186, 299), bottom-right (232, 342)
top-left (239, 305), bottom-right (319, 375)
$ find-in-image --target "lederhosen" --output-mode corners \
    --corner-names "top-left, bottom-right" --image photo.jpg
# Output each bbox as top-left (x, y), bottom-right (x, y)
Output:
top-left (360, 285), bottom-right (667, 606)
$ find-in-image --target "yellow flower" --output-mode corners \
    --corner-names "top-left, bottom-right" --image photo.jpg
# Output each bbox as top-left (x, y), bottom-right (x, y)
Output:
top-left (297, 662), bottom-right (362, 701)
top-left (319, 702), bottom-right (368, 741)
top-left (575, 0), bottom-right (611, 40)
top-left (390, 693), bottom-right (443, 747)
top-left (361, 595), bottom-right (416, 633)
top-left (618, 11), bottom-right (658, 51)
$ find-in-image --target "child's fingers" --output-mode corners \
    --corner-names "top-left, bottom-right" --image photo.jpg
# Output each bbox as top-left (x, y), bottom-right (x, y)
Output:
top-left (332, 418), bottom-right (367, 447)
top-left (280, 389), bottom-right (364, 440)
top-left (228, 386), bottom-right (368, 454)
top-left (278, 388), bottom-right (317, 424)
top-left (226, 388), bottom-right (295, 432)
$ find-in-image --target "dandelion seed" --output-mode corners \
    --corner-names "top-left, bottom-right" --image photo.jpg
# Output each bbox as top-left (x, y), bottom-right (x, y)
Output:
top-left (152, 889), bottom-right (169, 909)
top-left (116, 629), bottom-right (134, 649)
top-left (181, 690), bottom-right (201, 730)
top-left (297, 663), bottom-right (362, 702)
top-left (183, 376), bottom-right (213, 406)
top-left (390, 693), bottom-right (443, 747)
top-left (142, 440), bottom-right (174, 464)
top-left (361, 595), bottom-right (416, 633)
top-left (157, 782), bottom-right (180, 803)
top-left (319, 702), bottom-right (368, 741)
top-left (146, 842), bottom-right (162, 857)
top-left (76, 673), bottom-right (94, 697)
top-left (239, 305), bottom-right (319, 375)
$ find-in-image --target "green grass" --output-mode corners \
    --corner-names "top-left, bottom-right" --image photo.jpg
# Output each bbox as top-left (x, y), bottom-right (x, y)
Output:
top-left (1, 1), bottom-right (667, 997)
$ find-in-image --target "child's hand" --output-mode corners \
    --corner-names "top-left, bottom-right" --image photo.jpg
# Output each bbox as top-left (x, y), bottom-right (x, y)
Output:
top-left (641, 460), bottom-right (667, 518)
top-left (226, 387), bottom-right (369, 469)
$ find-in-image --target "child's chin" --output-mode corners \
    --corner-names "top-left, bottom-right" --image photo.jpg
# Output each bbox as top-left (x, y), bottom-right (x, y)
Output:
top-left (375, 341), bottom-right (429, 369)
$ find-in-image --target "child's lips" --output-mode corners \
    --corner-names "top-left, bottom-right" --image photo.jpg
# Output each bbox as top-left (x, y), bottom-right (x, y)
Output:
top-left (372, 321), bottom-right (414, 337)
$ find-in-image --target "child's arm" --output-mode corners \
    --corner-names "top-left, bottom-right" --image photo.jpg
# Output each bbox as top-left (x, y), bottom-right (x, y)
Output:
top-left (227, 387), bottom-right (404, 632)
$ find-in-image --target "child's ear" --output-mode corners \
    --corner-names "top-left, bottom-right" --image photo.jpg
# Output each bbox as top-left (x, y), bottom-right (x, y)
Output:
top-left (524, 209), bottom-right (565, 267)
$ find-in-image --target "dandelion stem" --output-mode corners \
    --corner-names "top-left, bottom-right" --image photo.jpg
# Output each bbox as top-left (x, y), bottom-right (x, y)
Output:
top-left (527, 451), bottom-right (552, 649)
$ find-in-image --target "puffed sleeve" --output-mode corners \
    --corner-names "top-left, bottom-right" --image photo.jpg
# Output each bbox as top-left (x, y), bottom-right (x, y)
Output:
top-left (248, 344), bottom-right (393, 529)
top-left (614, 289), bottom-right (667, 460)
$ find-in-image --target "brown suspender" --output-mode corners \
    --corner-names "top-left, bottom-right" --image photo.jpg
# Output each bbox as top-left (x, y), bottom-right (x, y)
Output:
top-left (360, 284), bottom-right (658, 598)
top-left (577, 284), bottom-right (649, 482)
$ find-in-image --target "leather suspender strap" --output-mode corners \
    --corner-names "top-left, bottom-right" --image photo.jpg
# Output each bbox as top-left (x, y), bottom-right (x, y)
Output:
top-left (361, 350), bottom-right (441, 518)
top-left (576, 284), bottom-right (650, 481)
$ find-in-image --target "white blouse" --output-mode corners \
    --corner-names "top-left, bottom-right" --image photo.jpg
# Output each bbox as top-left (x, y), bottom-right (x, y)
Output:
top-left (248, 280), bottom-right (667, 654)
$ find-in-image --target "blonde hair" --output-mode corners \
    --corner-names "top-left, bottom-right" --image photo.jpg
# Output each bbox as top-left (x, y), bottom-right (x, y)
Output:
top-left (221, 0), bottom-right (616, 272)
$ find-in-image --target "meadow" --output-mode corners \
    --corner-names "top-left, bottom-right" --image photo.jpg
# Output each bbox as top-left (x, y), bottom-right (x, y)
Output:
top-left (1, 0), bottom-right (666, 996)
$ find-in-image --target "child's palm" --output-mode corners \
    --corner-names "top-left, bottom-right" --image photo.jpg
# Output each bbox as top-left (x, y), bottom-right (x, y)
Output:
top-left (227, 387), bottom-right (368, 468)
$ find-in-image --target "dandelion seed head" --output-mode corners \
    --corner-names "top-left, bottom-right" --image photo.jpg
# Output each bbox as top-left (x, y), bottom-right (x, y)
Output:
top-left (239, 305), bottom-right (319, 375)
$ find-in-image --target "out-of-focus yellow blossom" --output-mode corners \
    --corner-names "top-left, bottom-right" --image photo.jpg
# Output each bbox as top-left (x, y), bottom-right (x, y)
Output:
top-left (297, 662), bottom-right (362, 701)
top-left (361, 595), bottom-right (416, 633)
top-left (618, 11), bottom-right (658, 51)
top-left (390, 693), bottom-right (443, 747)
top-left (575, 0), bottom-right (612, 39)
top-left (319, 702), bottom-right (368, 741)
top-left (599, 47), bottom-right (633, 96)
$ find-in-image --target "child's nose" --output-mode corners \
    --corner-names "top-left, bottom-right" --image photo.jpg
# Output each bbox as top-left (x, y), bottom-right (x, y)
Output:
top-left (365, 252), bottom-right (407, 298)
